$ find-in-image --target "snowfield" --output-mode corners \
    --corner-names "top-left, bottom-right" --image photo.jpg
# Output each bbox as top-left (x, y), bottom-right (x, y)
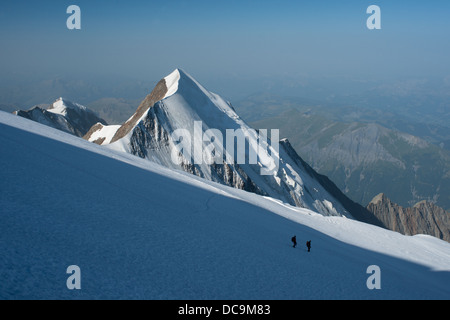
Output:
top-left (1, 111), bottom-right (449, 299)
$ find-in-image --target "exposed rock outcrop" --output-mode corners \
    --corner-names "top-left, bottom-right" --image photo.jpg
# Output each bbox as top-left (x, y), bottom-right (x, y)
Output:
top-left (367, 193), bottom-right (450, 242)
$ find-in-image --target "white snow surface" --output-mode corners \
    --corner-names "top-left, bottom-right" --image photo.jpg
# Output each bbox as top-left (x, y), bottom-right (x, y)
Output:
top-left (86, 123), bottom-right (121, 145)
top-left (1, 111), bottom-right (449, 299)
top-left (163, 69), bottom-right (181, 99)
top-left (47, 97), bottom-right (88, 116)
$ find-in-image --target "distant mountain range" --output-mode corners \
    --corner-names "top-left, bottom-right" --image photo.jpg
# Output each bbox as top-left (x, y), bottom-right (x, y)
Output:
top-left (250, 108), bottom-right (450, 212)
top-left (234, 77), bottom-right (450, 149)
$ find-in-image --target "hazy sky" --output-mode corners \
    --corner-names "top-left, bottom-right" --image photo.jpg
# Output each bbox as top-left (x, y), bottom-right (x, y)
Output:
top-left (1, 0), bottom-right (450, 100)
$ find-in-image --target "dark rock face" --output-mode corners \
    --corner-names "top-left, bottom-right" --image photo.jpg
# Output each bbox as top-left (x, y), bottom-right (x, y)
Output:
top-left (367, 193), bottom-right (450, 242)
top-left (129, 101), bottom-right (173, 158)
top-left (127, 101), bottom-right (267, 197)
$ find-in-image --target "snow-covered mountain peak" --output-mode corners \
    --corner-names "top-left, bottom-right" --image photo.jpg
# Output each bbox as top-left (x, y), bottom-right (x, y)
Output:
top-left (14, 98), bottom-right (107, 138)
top-left (160, 68), bottom-right (240, 127)
top-left (91, 68), bottom-right (384, 220)
top-left (162, 68), bottom-right (198, 96)
top-left (48, 97), bottom-right (89, 116)
top-left (163, 69), bottom-right (181, 99)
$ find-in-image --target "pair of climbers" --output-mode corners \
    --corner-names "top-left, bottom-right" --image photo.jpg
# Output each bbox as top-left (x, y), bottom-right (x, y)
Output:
top-left (291, 235), bottom-right (311, 252)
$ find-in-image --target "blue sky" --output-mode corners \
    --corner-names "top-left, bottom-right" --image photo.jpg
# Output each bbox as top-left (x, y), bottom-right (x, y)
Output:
top-left (0, 0), bottom-right (449, 98)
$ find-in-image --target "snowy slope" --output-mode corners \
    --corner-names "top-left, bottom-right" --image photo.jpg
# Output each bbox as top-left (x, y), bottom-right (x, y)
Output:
top-left (98, 69), bottom-right (363, 219)
top-left (1, 111), bottom-right (449, 299)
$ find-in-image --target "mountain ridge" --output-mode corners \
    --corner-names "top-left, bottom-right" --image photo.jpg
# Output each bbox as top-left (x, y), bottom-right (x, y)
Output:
top-left (249, 108), bottom-right (450, 211)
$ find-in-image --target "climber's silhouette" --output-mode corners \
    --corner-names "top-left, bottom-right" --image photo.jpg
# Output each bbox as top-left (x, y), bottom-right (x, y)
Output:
top-left (291, 235), bottom-right (297, 248)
